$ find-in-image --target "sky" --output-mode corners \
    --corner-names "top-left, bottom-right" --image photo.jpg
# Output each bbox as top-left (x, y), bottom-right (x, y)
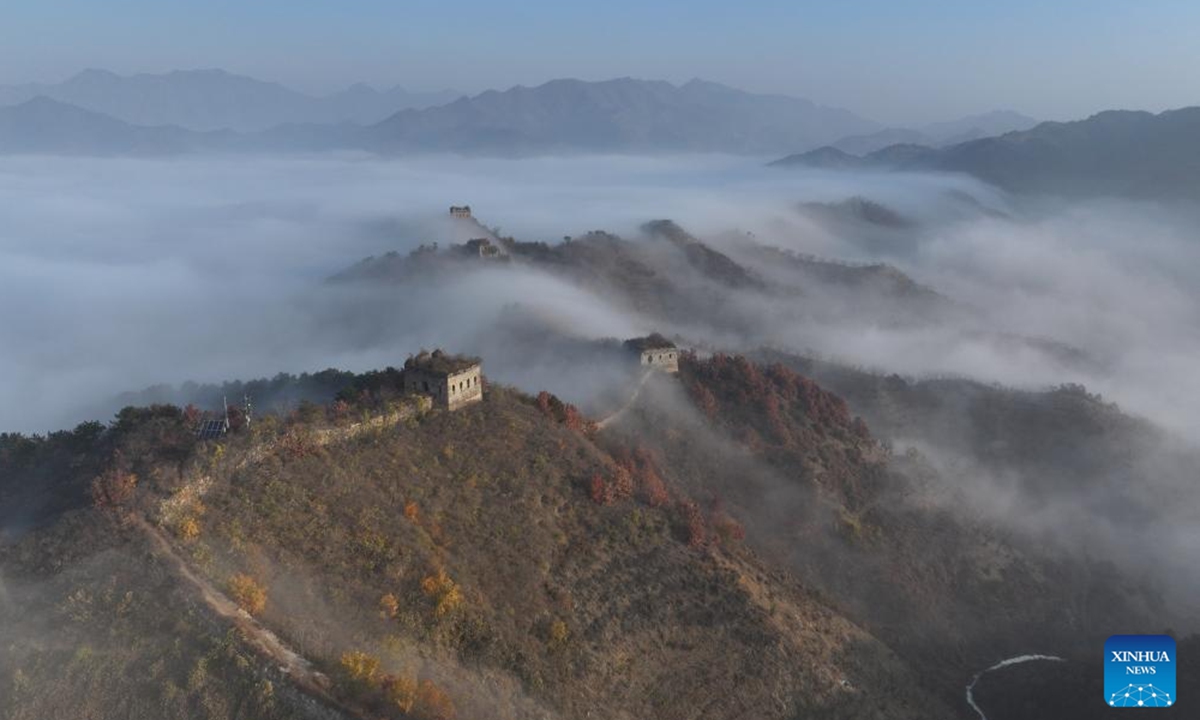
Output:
top-left (3, 1), bottom-right (1200, 126)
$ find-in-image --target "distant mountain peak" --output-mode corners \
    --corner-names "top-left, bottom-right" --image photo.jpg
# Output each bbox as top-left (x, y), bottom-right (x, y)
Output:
top-left (167, 67), bottom-right (233, 77)
top-left (681, 78), bottom-right (730, 90)
top-left (365, 76), bottom-right (876, 154)
top-left (0, 68), bottom-right (464, 132)
top-left (772, 105), bottom-right (1200, 200)
top-left (67, 67), bottom-right (120, 83)
top-left (1, 72), bottom-right (876, 155)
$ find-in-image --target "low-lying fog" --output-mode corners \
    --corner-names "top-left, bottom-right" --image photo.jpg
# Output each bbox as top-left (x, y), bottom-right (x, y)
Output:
top-left (1, 152), bottom-right (1198, 447)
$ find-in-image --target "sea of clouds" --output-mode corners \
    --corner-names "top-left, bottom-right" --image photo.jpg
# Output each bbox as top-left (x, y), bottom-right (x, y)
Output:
top-left (1, 152), bottom-right (1197, 445)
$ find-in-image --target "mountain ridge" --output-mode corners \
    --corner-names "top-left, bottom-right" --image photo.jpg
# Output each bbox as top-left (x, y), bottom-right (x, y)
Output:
top-left (771, 105), bottom-right (1200, 198)
top-left (0, 68), bottom-right (462, 132)
top-left (828, 109), bottom-right (1039, 155)
top-left (0, 74), bottom-right (880, 156)
top-left (363, 76), bottom-right (880, 154)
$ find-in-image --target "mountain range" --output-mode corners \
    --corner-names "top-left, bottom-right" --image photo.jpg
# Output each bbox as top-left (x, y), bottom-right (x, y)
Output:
top-left (827, 110), bottom-right (1039, 155)
top-left (0, 68), bottom-right (461, 132)
top-left (4, 69), bottom-right (1200, 200)
top-left (7, 215), bottom-right (1195, 720)
top-left (0, 69), bottom-right (1050, 160)
top-left (0, 74), bottom-right (883, 156)
top-left (772, 106), bottom-right (1200, 199)
top-left (360, 77), bottom-right (879, 154)
top-left (0, 96), bottom-right (219, 155)
top-left (0, 70), bottom-right (1042, 158)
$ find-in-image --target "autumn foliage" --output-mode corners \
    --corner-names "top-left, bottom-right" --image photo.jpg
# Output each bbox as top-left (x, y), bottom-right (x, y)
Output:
top-left (420, 569), bottom-right (464, 618)
top-left (338, 650), bottom-right (381, 698)
top-left (182, 403), bottom-right (203, 426)
top-left (228, 573), bottom-right (267, 615)
top-left (588, 473), bottom-right (612, 505)
top-left (379, 592), bottom-right (400, 619)
top-left (382, 674), bottom-right (419, 713)
top-left (610, 465), bottom-right (634, 501)
top-left (535, 391), bottom-right (596, 434)
top-left (613, 446), bottom-right (669, 507)
top-left (336, 650), bottom-right (456, 720)
top-left (328, 398), bottom-right (352, 422)
top-left (708, 497), bottom-right (746, 544)
top-left (415, 679), bottom-right (456, 720)
top-left (681, 353), bottom-right (872, 446)
top-left (90, 460), bottom-right (138, 511)
top-left (675, 500), bottom-right (707, 548)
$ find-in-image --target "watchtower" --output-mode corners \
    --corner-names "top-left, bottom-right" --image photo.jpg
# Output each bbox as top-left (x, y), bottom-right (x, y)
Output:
top-left (624, 334), bottom-right (679, 373)
top-left (403, 350), bottom-right (483, 411)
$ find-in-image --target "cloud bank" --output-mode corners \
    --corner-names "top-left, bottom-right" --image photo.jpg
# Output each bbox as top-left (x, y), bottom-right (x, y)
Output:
top-left (1, 152), bottom-right (1198, 452)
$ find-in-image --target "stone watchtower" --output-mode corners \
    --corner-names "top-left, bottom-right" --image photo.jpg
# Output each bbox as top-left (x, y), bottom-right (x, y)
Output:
top-left (403, 349), bottom-right (483, 411)
top-left (624, 333), bottom-right (679, 373)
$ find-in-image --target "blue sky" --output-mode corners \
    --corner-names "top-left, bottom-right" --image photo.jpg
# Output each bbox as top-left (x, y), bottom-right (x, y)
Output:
top-left (4, 0), bottom-right (1199, 124)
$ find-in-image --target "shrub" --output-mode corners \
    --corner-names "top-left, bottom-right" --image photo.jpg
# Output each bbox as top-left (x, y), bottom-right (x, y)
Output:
top-left (337, 650), bottom-right (381, 699)
top-left (548, 619), bottom-right (569, 647)
top-left (228, 573), bottom-right (267, 616)
top-left (610, 465), bottom-right (634, 501)
top-left (588, 473), bottom-right (611, 505)
top-left (177, 516), bottom-right (201, 541)
top-left (562, 404), bottom-right (583, 431)
top-left (382, 673), bottom-right (418, 714)
top-left (711, 515), bottom-right (746, 544)
top-left (420, 570), bottom-right (464, 618)
top-left (692, 382), bottom-right (719, 420)
top-left (414, 679), bottom-right (456, 720)
top-left (639, 466), bottom-right (669, 508)
top-left (379, 593), bottom-right (400, 619)
top-left (676, 501), bottom-right (706, 548)
top-left (91, 466), bottom-right (138, 510)
top-left (278, 428), bottom-right (315, 458)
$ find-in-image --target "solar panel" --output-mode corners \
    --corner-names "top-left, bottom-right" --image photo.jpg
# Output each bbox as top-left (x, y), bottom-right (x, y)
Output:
top-left (196, 419), bottom-right (228, 440)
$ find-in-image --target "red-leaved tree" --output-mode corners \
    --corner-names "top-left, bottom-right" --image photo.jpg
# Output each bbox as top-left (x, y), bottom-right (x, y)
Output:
top-left (676, 500), bottom-right (706, 548)
top-left (588, 473), bottom-right (611, 505)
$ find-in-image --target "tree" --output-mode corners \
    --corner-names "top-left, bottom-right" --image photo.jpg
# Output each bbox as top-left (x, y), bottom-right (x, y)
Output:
top-left (692, 382), bottom-right (719, 420)
top-left (713, 516), bottom-right (746, 543)
top-left (228, 573), bottom-right (267, 616)
top-left (183, 403), bottom-right (203, 426)
top-left (382, 674), bottom-right (418, 714)
top-left (337, 650), bottom-right (381, 700)
top-left (329, 399), bottom-right (352, 422)
top-left (639, 466), bottom-right (669, 508)
top-left (610, 465), bottom-right (634, 501)
top-left (562, 404), bottom-right (581, 431)
top-left (414, 679), bottom-right (456, 720)
top-left (676, 501), bottom-right (706, 548)
top-left (548, 619), bottom-right (570, 648)
top-left (588, 473), bottom-right (611, 505)
top-left (177, 516), bottom-right (201, 541)
top-left (379, 593), bottom-right (400, 619)
top-left (90, 464), bottom-right (137, 510)
top-left (420, 569), bottom-right (463, 618)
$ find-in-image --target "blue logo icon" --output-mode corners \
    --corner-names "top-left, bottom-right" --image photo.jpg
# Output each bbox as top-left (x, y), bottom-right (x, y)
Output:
top-left (1105, 635), bottom-right (1176, 708)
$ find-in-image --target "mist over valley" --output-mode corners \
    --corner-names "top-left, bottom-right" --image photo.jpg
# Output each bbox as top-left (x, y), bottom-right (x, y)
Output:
top-left (4, 7), bottom-right (1200, 717)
